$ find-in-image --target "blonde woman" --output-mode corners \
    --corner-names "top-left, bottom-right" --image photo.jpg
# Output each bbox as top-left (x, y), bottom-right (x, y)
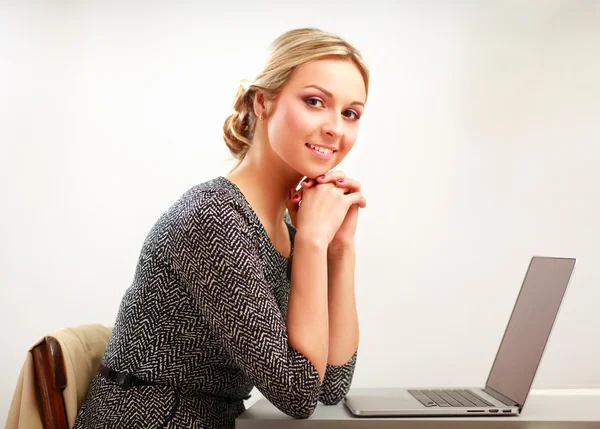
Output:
top-left (74, 27), bottom-right (369, 428)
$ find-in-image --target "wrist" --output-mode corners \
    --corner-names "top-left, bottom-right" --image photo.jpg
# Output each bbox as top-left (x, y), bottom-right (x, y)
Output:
top-left (328, 239), bottom-right (356, 258)
top-left (295, 231), bottom-right (330, 253)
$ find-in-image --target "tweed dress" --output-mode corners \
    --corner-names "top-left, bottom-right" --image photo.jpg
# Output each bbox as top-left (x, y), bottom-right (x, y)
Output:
top-left (73, 176), bottom-right (357, 429)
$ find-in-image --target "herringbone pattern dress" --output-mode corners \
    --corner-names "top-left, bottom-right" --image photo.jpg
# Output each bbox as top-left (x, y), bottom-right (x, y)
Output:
top-left (73, 176), bottom-right (357, 429)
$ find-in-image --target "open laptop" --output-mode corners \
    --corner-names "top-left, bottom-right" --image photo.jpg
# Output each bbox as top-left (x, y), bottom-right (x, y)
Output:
top-left (344, 256), bottom-right (577, 417)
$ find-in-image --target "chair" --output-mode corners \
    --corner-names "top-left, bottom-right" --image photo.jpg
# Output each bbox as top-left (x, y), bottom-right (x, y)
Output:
top-left (32, 336), bottom-right (69, 429)
top-left (7, 324), bottom-right (112, 429)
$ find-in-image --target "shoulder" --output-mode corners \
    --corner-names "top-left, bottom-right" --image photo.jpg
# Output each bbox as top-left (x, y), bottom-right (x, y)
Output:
top-left (145, 177), bottom-right (255, 254)
top-left (171, 177), bottom-right (253, 233)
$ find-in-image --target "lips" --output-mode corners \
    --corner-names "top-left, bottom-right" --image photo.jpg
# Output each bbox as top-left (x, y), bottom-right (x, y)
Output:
top-left (305, 143), bottom-right (337, 154)
top-left (306, 143), bottom-right (336, 160)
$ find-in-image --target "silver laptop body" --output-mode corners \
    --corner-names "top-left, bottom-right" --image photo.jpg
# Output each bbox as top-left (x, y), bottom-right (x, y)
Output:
top-left (344, 256), bottom-right (577, 417)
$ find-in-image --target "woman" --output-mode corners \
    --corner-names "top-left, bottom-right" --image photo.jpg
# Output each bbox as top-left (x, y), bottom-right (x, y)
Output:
top-left (74, 27), bottom-right (369, 428)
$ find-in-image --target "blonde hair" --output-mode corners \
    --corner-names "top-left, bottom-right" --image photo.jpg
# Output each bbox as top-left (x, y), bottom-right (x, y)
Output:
top-left (223, 28), bottom-right (370, 161)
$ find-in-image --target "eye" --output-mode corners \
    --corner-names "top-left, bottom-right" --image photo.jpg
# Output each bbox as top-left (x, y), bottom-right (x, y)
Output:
top-left (343, 109), bottom-right (361, 121)
top-left (305, 97), bottom-right (324, 108)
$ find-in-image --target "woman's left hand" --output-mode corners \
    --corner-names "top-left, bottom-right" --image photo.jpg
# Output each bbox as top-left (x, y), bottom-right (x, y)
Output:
top-left (294, 171), bottom-right (365, 251)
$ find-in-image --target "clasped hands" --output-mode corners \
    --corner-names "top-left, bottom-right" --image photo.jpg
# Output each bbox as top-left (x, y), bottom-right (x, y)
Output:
top-left (286, 171), bottom-right (367, 252)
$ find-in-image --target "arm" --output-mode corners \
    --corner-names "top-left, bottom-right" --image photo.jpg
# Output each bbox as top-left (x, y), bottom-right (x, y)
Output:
top-left (168, 197), bottom-right (325, 418)
top-left (326, 242), bottom-right (359, 364)
top-left (318, 241), bottom-right (359, 404)
top-left (287, 231), bottom-right (330, 380)
top-left (286, 175), bottom-right (366, 405)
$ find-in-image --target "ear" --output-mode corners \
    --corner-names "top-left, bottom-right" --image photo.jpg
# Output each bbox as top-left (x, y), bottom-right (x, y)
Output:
top-left (253, 90), bottom-right (268, 120)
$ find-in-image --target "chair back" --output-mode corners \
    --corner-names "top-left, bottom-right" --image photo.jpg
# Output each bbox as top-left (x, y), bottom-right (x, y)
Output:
top-left (31, 325), bottom-right (112, 429)
top-left (32, 336), bottom-right (69, 429)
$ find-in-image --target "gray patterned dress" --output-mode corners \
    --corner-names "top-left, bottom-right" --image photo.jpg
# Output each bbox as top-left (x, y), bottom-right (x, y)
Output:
top-left (73, 176), bottom-right (357, 429)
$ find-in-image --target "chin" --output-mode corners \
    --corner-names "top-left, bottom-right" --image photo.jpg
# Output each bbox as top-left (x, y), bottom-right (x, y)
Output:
top-left (286, 153), bottom-right (343, 179)
top-left (296, 165), bottom-right (333, 179)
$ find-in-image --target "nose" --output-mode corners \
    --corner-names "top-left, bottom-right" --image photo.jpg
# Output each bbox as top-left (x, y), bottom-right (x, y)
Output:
top-left (321, 113), bottom-right (343, 140)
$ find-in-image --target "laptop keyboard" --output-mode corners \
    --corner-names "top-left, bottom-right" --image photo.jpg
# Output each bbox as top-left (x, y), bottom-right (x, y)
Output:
top-left (408, 389), bottom-right (495, 407)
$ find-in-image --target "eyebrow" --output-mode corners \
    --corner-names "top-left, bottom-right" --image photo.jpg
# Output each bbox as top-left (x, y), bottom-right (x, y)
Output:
top-left (303, 84), bottom-right (365, 108)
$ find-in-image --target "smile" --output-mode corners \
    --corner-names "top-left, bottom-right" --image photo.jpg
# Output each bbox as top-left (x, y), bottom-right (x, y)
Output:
top-left (306, 143), bottom-right (336, 160)
top-left (305, 143), bottom-right (336, 155)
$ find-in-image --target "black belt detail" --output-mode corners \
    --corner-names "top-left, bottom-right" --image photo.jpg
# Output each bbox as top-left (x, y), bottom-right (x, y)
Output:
top-left (99, 364), bottom-right (157, 390)
top-left (99, 364), bottom-right (252, 402)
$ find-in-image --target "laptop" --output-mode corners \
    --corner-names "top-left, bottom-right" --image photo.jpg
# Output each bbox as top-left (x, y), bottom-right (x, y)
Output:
top-left (344, 256), bottom-right (577, 417)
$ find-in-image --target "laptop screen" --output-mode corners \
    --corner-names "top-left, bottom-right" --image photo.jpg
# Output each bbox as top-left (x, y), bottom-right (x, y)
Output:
top-left (485, 257), bottom-right (576, 406)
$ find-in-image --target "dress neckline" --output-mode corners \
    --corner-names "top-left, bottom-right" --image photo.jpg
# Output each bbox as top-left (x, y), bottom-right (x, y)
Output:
top-left (215, 176), bottom-right (294, 263)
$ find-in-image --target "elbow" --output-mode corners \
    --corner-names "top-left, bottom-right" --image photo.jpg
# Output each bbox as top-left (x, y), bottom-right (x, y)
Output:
top-left (283, 400), bottom-right (318, 419)
top-left (319, 395), bottom-right (344, 406)
top-left (318, 381), bottom-right (351, 406)
top-left (319, 390), bottom-right (347, 406)
top-left (262, 349), bottom-right (323, 418)
top-left (272, 382), bottom-right (320, 419)
top-left (269, 395), bottom-right (318, 419)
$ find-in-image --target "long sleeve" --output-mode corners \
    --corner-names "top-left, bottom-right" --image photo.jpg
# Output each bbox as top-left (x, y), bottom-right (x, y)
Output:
top-left (318, 350), bottom-right (357, 405)
top-left (164, 193), bottom-right (322, 419)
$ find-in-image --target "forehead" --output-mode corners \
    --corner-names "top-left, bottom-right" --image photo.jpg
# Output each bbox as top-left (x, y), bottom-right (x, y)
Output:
top-left (283, 58), bottom-right (367, 104)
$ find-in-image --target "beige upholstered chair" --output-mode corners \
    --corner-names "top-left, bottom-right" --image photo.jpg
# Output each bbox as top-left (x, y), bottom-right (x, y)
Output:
top-left (7, 324), bottom-right (112, 429)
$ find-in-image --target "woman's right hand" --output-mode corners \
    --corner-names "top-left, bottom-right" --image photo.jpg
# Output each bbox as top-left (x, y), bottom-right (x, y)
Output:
top-left (287, 176), bottom-right (366, 247)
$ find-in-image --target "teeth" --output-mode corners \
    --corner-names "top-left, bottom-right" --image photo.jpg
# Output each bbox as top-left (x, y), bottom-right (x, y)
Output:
top-left (308, 144), bottom-right (333, 154)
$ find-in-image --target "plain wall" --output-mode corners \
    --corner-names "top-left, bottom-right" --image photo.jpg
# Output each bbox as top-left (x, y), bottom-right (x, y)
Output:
top-left (2, 0), bottom-right (599, 421)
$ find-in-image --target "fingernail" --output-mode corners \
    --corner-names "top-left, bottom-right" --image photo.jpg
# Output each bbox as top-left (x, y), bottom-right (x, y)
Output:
top-left (303, 178), bottom-right (310, 183)
top-left (293, 194), bottom-right (299, 200)
top-left (337, 179), bottom-right (344, 183)
top-left (319, 175), bottom-right (326, 179)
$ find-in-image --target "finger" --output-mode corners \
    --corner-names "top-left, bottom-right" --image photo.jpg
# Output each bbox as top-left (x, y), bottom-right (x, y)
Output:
top-left (300, 177), bottom-right (316, 189)
top-left (315, 171), bottom-right (346, 185)
top-left (332, 177), bottom-right (361, 193)
top-left (288, 187), bottom-right (304, 199)
top-left (345, 192), bottom-right (367, 209)
top-left (286, 188), bottom-right (303, 226)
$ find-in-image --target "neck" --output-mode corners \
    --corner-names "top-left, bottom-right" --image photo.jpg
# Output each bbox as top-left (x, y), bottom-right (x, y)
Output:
top-left (225, 132), bottom-right (303, 231)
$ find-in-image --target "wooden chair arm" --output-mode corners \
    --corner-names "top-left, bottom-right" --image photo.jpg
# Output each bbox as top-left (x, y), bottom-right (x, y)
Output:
top-left (32, 336), bottom-right (68, 429)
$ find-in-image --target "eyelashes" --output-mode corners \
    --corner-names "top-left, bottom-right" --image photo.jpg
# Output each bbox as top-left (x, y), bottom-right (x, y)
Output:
top-left (304, 97), bottom-right (361, 121)
top-left (343, 110), bottom-right (361, 121)
top-left (305, 97), bottom-right (323, 107)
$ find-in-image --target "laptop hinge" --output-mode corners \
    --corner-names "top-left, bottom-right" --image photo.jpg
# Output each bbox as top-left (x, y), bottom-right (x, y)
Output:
top-left (483, 387), bottom-right (520, 408)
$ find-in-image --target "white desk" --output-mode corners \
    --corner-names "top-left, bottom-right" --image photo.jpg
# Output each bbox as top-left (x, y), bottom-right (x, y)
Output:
top-left (236, 388), bottom-right (600, 428)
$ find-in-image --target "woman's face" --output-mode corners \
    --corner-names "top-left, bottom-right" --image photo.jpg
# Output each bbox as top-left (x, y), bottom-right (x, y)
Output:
top-left (265, 58), bottom-right (367, 179)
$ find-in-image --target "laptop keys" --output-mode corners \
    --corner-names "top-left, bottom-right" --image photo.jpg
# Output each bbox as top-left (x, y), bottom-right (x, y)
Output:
top-left (409, 389), bottom-right (494, 407)
top-left (455, 389), bottom-right (495, 407)
top-left (430, 390), bottom-right (463, 407)
top-left (422, 391), bottom-right (451, 407)
top-left (407, 390), bottom-right (437, 407)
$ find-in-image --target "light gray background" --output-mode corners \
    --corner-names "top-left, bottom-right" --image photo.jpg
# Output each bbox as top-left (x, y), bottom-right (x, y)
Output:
top-left (2, 0), bottom-right (599, 422)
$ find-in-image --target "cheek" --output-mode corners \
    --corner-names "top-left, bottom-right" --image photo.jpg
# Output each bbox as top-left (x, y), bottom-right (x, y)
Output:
top-left (280, 103), bottom-right (316, 136)
top-left (342, 127), bottom-right (359, 151)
